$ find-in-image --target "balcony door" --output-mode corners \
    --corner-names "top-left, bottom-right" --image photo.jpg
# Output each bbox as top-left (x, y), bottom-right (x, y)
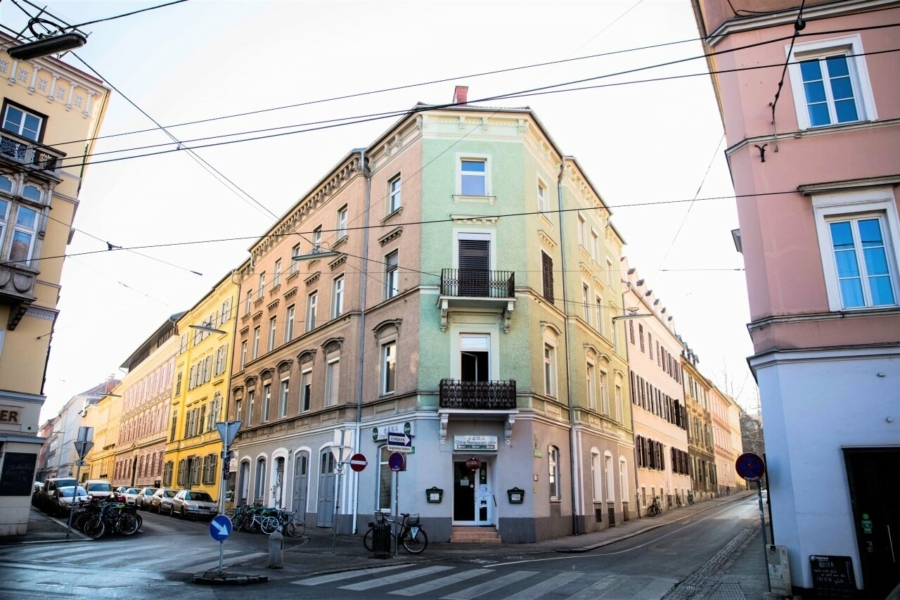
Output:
top-left (460, 335), bottom-right (490, 382)
top-left (458, 233), bottom-right (490, 297)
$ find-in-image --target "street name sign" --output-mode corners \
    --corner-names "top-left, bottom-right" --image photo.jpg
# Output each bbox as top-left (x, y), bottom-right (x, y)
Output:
top-left (387, 433), bottom-right (412, 453)
top-left (209, 515), bottom-right (232, 541)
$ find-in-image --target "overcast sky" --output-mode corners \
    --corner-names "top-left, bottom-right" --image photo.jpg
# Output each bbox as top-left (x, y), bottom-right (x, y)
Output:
top-left (1, 0), bottom-right (756, 421)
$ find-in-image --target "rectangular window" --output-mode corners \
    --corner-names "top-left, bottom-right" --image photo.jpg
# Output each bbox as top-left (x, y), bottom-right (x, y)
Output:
top-left (537, 181), bottom-right (547, 213)
top-left (221, 297), bottom-right (232, 324)
top-left (385, 250), bottom-right (399, 299)
top-left (460, 159), bottom-right (486, 196)
top-left (262, 384), bottom-right (271, 422)
top-left (582, 283), bottom-right (590, 323)
top-left (595, 296), bottom-right (604, 335)
top-left (312, 227), bottom-right (322, 253)
top-left (279, 379), bottom-right (289, 418)
top-left (2, 104), bottom-right (42, 141)
top-left (828, 216), bottom-right (896, 308)
top-left (543, 343), bottom-right (556, 398)
top-left (541, 251), bottom-right (554, 303)
top-left (252, 326), bottom-right (260, 359)
top-left (591, 229), bottom-right (599, 261)
top-left (325, 358), bottom-right (340, 407)
top-left (273, 259), bottom-right (282, 287)
top-left (335, 206), bottom-right (347, 242)
top-left (291, 244), bottom-right (300, 273)
top-left (285, 305), bottom-right (295, 342)
top-left (615, 383), bottom-right (623, 422)
top-left (258, 272), bottom-right (266, 297)
top-left (268, 316), bottom-right (277, 352)
top-left (240, 341), bottom-right (247, 370)
top-left (245, 290), bottom-right (253, 315)
top-left (799, 55), bottom-right (859, 127)
top-left (586, 362), bottom-right (596, 411)
top-left (332, 276), bottom-right (344, 318)
top-left (389, 176), bottom-right (402, 213)
top-left (606, 259), bottom-right (613, 286)
top-left (639, 324), bottom-right (645, 353)
top-left (306, 291), bottom-right (318, 331)
top-left (577, 213), bottom-right (585, 247)
top-left (8, 205), bottom-right (37, 265)
top-left (600, 370), bottom-right (609, 415)
top-left (300, 369), bottom-right (311, 412)
top-left (247, 390), bottom-right (255, 426)
top-left (382, 341), bottom-right (396, 395)
top-left (235, 399), bottom-right (242, 423)
top-left (549, 446), bottom-right (560, 500)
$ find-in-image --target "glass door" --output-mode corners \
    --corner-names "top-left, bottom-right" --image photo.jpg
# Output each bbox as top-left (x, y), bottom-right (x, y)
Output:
top-left (453, 460), bottom-right (491, 525)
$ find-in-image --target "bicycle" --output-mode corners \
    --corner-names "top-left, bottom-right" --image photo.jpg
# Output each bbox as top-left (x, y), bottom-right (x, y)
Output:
top-left (272, 507), bottom-right (305, 538)
top-left (239, 505), bottom-right (279, 534)
top-left (646, 496), bottom-right (662, 517)
top-left (363, 512), bottom-right (428, 554)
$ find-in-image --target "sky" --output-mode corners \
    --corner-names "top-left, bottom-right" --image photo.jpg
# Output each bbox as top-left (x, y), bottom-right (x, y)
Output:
top-left (0, 0), bottom-right (757, 421)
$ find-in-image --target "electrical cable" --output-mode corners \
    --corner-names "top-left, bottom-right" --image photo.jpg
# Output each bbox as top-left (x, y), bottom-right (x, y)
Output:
top-left (65, 0), bottom-right (189, 30)
top-left (770, 0), bottom-right (808, 124)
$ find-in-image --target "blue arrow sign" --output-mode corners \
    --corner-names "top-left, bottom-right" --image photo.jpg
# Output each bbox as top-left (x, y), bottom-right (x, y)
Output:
top-left (209, 515), bottom-right (232, 541)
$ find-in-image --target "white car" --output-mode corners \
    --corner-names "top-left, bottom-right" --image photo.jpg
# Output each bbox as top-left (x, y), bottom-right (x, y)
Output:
top-left (171, 490), bottom-right (218, 521)
top-left (123, 488), bottom-right (140, 506)
top-left (52, 486), bottom-right (89, 515)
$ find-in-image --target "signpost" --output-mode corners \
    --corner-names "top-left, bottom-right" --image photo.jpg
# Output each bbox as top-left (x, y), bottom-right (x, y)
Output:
top-left (331, 429), bottom-right (353, 552)
top-left (66, 426), bottom-right (93, 539)
top-left (214, 420), bottom-right (241, 574)
top-left (209, 514), bottom-right (232, 573)
top-left (735, 452), bottom-right (770, 592)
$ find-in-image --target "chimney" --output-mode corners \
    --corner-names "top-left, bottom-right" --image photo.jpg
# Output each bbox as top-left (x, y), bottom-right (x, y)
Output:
top-left (453, 85), bottom-right (468, 105)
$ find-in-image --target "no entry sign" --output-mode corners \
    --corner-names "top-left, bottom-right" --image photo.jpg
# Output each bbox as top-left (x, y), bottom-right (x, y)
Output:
top-left (349, 453), bottom-right (367, 472)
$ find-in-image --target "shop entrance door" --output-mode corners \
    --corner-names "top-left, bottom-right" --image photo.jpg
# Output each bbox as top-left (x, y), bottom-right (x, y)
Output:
top-left (843, 447), bottom-right (900, 599)
top-left (453, 460), bottom-right (491, 525)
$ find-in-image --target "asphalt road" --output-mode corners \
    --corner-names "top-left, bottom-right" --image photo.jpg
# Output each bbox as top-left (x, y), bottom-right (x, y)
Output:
top-left (0, 497), bottom-right (760, 599)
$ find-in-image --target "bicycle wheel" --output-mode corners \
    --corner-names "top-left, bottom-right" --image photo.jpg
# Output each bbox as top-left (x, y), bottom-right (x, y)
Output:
top-left (260, 516), bottom-right (279, 535)
top-left (84, 517), bottom-right (105, 540)
top-left (402, 527), bottom-right (428, 554)
top-left (230, 514), bottom-right (245, 531)
top-left (363, 527), bottom-right (374, 551)
top-left (285, 520), bottom-right (305, 538)
top-left (118, 514), bottom-right (139, 536)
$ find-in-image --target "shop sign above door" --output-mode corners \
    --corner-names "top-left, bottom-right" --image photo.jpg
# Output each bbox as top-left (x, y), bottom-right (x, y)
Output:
top-left (372, 421), bottom-right (414, 441)
top-left (454, 435), bottom-right (498, 451)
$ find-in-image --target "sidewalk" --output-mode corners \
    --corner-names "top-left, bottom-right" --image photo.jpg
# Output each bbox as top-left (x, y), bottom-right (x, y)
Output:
top-left (0, 507), bottom-right (89, 545)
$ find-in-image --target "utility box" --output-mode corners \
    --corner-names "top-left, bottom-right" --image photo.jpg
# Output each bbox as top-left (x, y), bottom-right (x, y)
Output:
top-left (767, 545), bottom-right (792, 596)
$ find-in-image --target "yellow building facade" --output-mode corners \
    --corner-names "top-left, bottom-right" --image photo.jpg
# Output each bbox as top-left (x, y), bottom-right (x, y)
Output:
top-left (83, 383), bottom-right (124, 482)
top-left (0, 35), bottom-right (109, 534)
top-left (163, 273), bottom-right (237, 500)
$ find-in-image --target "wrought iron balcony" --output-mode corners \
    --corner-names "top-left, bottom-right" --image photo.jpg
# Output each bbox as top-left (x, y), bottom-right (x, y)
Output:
top-left (439, 379), bottom-right (517, 410)
top-left (0, 130), bottom-right (63, 173)
top-left (440, 269), bottom-right (514, 298)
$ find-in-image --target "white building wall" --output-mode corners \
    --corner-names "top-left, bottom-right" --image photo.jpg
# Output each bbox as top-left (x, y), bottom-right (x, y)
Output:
top-left (751, 347), bottom-right (900, 590)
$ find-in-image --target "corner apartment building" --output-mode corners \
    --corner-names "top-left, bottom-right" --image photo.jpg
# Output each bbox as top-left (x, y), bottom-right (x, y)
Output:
top-left (229, 88), bottom-right (635, 543)
top-left (0, 35), bottom-right (109, 535)
top-left (164, 274), bottom-right (237, 499)
top-left (691, 1), bottom-right (899, 594)
top-left (109, 319), bottom-right (178, 490)
top-left (623, 269), bottom-right (691, 513)
top-left (681, 346), bottom-right (717, 501)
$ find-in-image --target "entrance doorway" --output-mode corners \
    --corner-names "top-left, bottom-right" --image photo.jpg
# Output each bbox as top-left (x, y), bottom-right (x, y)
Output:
top-left (317, 450), bottom-right (335, 527)
top-left (843, 447), bottom-right (900, 599)
top-left (453, 460), bottom-right (491, 525)
top-left (293, 451), bottom-right (309, 520)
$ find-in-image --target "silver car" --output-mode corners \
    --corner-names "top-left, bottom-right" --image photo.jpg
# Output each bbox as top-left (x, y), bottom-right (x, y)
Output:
top-left (123, 488), bottom-right (140, 506)
top-left (171, 490), bottom-right (217, 521)
top-left (149, 488), bottom-right (179, 515)
top-left (135, 487), bottom-right (158, 510)
top-left (52, 485), bottom-right (88, 515)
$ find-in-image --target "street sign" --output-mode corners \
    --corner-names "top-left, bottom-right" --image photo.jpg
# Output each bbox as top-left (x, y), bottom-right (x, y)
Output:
top-left (349, 453), bottom-right (367, 472)
top-left (387, 432), bottom-right (412, 453)
top-left (332, 428), bottom-right (353, 463)
top-left (735, 452), bottom-right (766, 482)
top-left (209, 515), bottom-right (232, 541)
top-left (73, 440), bottom-right (94, 460)
top-left (388, 452), bottom-right (404, 472)
top-left (215, 421), bottom-right (242, 448)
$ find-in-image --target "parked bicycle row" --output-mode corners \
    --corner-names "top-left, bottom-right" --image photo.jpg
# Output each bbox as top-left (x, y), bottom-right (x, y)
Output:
top-left (69, 498), bottom-right (143, 539)
top-left (227, 503), bottom-right (305, 537)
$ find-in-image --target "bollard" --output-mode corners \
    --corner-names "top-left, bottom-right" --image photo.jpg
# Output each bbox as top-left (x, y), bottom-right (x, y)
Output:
top-left (268, 528), bottom-right (284, 569)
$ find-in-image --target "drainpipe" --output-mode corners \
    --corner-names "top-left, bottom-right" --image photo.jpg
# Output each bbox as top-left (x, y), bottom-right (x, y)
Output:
top-left (557, 157), bottom-right (582, 535)
top-left (351, 148), bottom-right (371, 534)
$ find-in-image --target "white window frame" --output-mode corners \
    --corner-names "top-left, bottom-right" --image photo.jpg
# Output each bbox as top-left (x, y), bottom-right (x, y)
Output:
top-left (548, 445), bottom-right (561, 501)
top-left (456, 153), bottom-right (491, 197)
top-left (306, 291), bottom-right (318, 331)
top-left (591, 450), bottom-right (602, 502)
top-left (290, 244), bottom-right (301, 273)
top-left (325, 356), bottom-right (340, 407)
top-left (300, 368), bottom-right (312, 412)
top-left (8, 203), bottom-right (37, 265)
top-left (240, 341), bottom-right (247, 370)
top-left (245, 290), bottom-right (253, 315)
top-left (285, 305), bottom-right (295, 342)
top-left (252, 326), bottom-right (260, 359)
top-left (279, 378), bottom-right (289, 418)
top-left (258, 272), bottom-right (266, 297)
top-left (543, 342), bottom-right (557, 398)
top-left (385, 250), bottom-right (399, 299)
top-left (332, 275), bottom-right (344, 318)
top-left (590, 229), bottom-right (599, 261)
top-left (312, 227), bottom-right (322, 253)
top-left (381, 341), bottom-right (396, 396)
top-left (273, 259), bottom-right (282, 287)
top-left (586, 360), bottom-right (596, 411)
top-left (262, 383), bottom-right (271, 422)
top-left (599, 369), bottom-right (609, 415)
top-left (267, 316), bottom-right (277, 352)
top-left (595, 295), bottom-right (604, 336)
top-left (337, 205), bottom-right (348, 239)
top-left (537, 179), bottom-right (548, 213)
top-left (581, 282), bottom-right (591, 324)
top-left (811, 187), bottom-right (900, 311)
top-left (389, 175), bottom-right (402, 213)
top-left (577, 213), bottom-right (586, 247)
top-left (787, 34), bottom-right (876, 131)
top-left (2, 104), bottom-right (42, 141)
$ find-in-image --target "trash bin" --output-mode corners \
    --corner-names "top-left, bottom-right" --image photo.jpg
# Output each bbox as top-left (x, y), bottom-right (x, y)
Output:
top-left (372, 520), bottom-right (392, 557)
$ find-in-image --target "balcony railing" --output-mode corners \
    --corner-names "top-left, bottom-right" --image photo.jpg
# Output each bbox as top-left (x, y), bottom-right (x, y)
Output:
top-left (441, 269), bottom-right (514, 298)
top-left (439, 379), bottom-right (517, 410)
top-left (0, 131), bottom-right (62, 172)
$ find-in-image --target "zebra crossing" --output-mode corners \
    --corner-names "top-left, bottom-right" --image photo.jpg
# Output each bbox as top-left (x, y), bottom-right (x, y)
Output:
top-left (294, 563), bottom-right (679, 599)
top-left (0, 540), bottom-right (265, 574)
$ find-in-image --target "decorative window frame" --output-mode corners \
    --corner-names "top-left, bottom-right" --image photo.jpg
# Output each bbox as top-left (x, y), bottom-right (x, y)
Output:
top-left (811, 186), bottom-right (900, 311)
top-left (786, 34), bottom-right (876, 131)
top-left (455, 152), bottom-right (492, 197)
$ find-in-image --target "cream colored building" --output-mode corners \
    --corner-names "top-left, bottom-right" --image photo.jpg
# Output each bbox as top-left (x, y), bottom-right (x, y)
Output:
top-left (0, 34), bottom-right (109, 535)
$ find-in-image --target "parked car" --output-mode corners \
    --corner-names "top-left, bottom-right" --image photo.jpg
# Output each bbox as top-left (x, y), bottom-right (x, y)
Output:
top-left (123, 488), bottom-right (140, 506)
top-left (135, 487), bottom-right (158, 510)
top-left (38, 477), bottom-right (77, 512)
top-left (84, 480), bottom-right (115, 501)
top-left (51, 485), bottom-right (89, 515)
top-left (171, 490), bottom-right (217, 521)
top-left (32, 482), bottom-right (43, 506)
top-left (149, 488), bottom-right (180, 515)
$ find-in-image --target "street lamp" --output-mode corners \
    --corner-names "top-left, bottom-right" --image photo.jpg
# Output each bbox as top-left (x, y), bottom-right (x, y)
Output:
top-left (7, 32), bottom-right (86, 60)
top-left (189, 324), bottom-right (227, 335)
top-left (292, 248), bottom-right (343, 262)
top-left (612, 314), bottom-right (653, 321)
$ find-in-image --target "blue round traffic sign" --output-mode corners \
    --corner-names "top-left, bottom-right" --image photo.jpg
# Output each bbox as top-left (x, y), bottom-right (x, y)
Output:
top-left (209, 514), bottom-right (232, 541)
top-left (388, 452), bottom-right (404, 472)
top-left (735, 453), bottom-right (766, 482)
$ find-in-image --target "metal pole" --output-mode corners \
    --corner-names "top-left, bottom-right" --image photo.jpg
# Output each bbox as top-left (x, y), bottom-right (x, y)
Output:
top-left (393, 470), bottom-right (399, 558)
top-left (65, 460), bottom-right (81, 539)
top-left (218, 448), bottom-right (228, 574)
top-left (331, 463), bottom-right (343, 552)
top-left (757, 480), bottom-right (771, 592)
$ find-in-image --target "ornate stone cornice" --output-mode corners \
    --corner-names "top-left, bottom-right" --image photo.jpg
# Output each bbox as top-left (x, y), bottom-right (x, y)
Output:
top-left (329, 255), bottom-right (347, 270)
top-left (378, 227), bottom-right (403, 246)
top-left (538, 230), bottom-right (557, 250)
top-left (305, 272), bottom-right (321, 287)
top-left (284, 286), bottom-right (298, 300)
top-left (252, 310), bottom-right (263, 322)
top-left (267, 299), bottom-right (280, 311)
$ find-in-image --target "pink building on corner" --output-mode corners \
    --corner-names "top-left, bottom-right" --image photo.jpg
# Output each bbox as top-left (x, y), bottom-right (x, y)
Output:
top-left (691, 1), bottom-right (900, 597)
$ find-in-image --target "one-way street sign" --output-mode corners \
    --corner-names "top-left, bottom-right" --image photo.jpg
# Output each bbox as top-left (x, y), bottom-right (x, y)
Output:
top-left (387, 432), bottom-right (412, 453)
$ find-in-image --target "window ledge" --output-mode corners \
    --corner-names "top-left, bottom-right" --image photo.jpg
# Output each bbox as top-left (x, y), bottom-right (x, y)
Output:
top-left (539, 213), bottom-right (553, 228)
top-left (287, 271), bottom-right (300, 282)
top-left (453, 195), bottom-right (496, 205)
top-left (381, 206), bottom-right (403, 225)
top-left (332, 235), bottom-right (348, 249)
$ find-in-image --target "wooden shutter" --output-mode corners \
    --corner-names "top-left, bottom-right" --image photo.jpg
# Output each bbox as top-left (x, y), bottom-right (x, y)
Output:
top-left (541, 252), bottom-right (554, 303)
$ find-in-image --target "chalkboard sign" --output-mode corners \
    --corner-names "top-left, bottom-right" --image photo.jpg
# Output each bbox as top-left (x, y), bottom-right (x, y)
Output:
top-left (0, 452), bottom-right (37, 497)
top-left (809, 555), bottom-right (858, 599)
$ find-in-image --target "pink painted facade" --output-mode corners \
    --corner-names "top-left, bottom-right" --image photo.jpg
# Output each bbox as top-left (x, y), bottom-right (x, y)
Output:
top-left (693, 1), bottom-right (900, 595)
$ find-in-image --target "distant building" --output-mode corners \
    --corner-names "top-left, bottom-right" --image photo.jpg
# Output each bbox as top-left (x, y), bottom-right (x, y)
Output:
top-left (691, 0), bottom-right (900, 595)
top-left (0, 33), bottom-right (110, 533)
top-left (681, 346), bottom-right (717, 501)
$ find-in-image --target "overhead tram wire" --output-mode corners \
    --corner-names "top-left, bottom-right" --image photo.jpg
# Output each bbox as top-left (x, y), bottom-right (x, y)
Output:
top-left (64, 0), bottom-right (189, 30)
top-left (42, 1), bottom-right (900, 150)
